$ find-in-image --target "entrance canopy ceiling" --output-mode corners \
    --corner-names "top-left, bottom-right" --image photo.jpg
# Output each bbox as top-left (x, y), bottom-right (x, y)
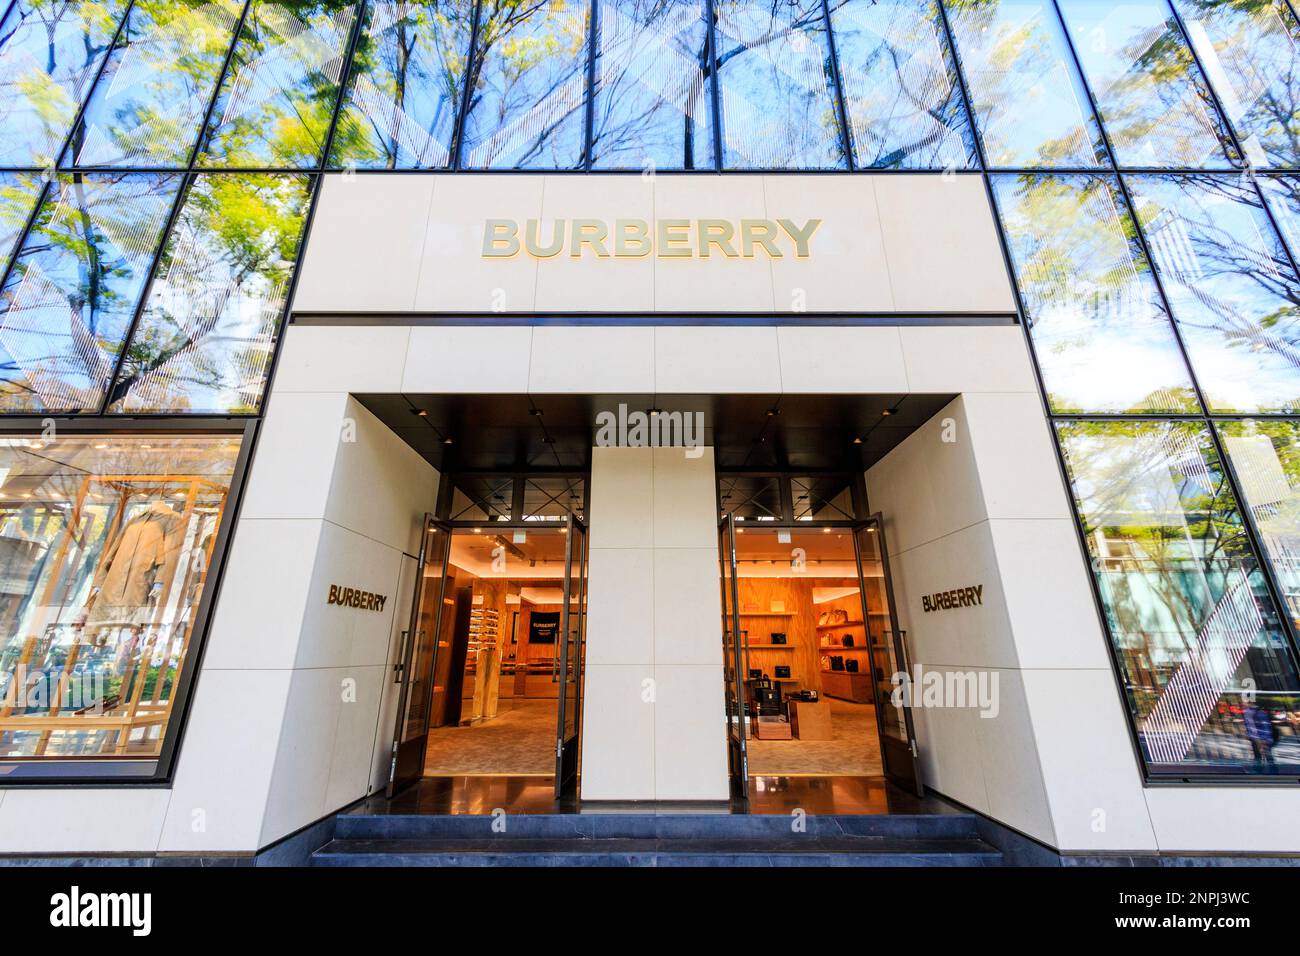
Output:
top-left (354, 393), bottom-right (956, 473)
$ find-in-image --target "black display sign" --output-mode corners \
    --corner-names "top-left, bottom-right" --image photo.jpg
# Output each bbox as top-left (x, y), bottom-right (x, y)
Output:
top-left (529, 611), bottom-right (560, 644)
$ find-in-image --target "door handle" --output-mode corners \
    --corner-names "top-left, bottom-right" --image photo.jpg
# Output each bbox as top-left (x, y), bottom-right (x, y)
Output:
top-left (393, 629), bottom-right (409, 683)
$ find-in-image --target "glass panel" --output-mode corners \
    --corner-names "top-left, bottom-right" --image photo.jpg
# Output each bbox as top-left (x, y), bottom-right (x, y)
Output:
top-left (718, 475), bottom-right (782, 520)
top-left (0, 0), bottom-right (128, 167)
top-left (106, 172), bottom-right (311, 414)
top-left (1218, 419), bottom-right (1300, 635)
top-left (713, 0), bottom-right (846, 169)
top-left (458, 0), bottom-right (589, 170)
top-left (827, 0), bottom-right (975, 170)
top-left (1058, 0), bottom-right (1236, 169)
top-left (589, 0), bottom-right (713, 170)
top-left (450, 476), bottom-right (513, 521)
top-left (1172, 0), bottom-right (1300, 169)
top-left (718, 519), bottom-right (745, 770)
top-left (197, 0), bottom-right (358, 168)
top-left (1057, 419), bottom-right (1300, 776)
top-left (1127, 172), bottom-right (1300, 413)
top-left (944, 0), bottom-right (1106, 168)
top-left (0, 173), bottom-right (181, 415)
top-left (65, 0), bottom-right (246, 168)
top-left (791, 475), bottom-right (854, 521)
top-left (0, 433), bottom-right (241, 761)
top-left (856, 523), bottom-right (905, 742)
top-left (560, 520), bottom-right (584, 740)
top-left (991, 172), bottom-right (1198, 413)
top-left (328, 0), bottom-right (474, 170)
top-left (1260, 174), bottom-right (1300, 266)
top-left (0, 173), bottom-right (44, 275)
top-left (398, 521), bottom-right (447, 745)
top-left (522, 476), bottom-right (584, 520)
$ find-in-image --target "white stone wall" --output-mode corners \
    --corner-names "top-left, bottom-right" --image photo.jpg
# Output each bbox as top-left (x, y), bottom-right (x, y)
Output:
top-left (290, 173), bottom-right (1015, 316)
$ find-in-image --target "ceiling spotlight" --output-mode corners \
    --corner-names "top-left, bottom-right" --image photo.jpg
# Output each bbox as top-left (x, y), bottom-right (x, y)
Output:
top-left (852, 436), bottom-right (863, 445)
top-left (443, 437), bottom-right (453, 445)
top-left (413, 408), bottom-right (428, 417)
top-left (530, 408), bottom-right (543, 417)
top-left (881, 409), bottom-right (894, 417)
top-left (766, 408), bottom-right (778, 417)
top-left (647, 408), bottom-right (662, 417)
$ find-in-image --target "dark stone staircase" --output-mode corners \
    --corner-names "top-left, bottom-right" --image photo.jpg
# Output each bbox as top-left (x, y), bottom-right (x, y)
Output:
top-left (311, 810), bottom-right (1003, 866)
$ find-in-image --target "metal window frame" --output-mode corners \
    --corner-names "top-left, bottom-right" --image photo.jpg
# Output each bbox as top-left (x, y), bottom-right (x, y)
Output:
top-left (436, 469), bottom-right (590, 527)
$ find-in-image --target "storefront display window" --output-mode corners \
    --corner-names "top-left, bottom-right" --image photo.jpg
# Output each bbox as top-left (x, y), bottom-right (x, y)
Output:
top-left (0, 433), bottom-right (241, 768)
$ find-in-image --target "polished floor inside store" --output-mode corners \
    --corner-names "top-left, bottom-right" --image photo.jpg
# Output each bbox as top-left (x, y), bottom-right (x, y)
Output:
top-left (747, 700), bottom-right (882, 775)
top-left (424, 698), bottom-right (554, 775)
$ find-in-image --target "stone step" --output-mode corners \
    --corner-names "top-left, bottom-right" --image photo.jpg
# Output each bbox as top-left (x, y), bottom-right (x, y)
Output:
top-left (311, 834), bottom-right (1002, 867)
top-left (333, 811), bottom-right (982, 842)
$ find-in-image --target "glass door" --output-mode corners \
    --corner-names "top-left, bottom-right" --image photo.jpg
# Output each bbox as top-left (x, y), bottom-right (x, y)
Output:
top-left (554, 513), bottom-right (587, 798)
top-left (855, 515), bottom-right (923, 795)
top-left (386, 516), bottom-right (452, 797)
top-left (718, 514), bottom-right (749, 800)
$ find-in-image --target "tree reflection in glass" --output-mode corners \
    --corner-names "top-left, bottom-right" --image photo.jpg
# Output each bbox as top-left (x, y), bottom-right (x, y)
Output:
top-left (0, 173), bottom-right (181, 414)
top-left (944, 0), bottom-right (1106, 168)
top-left (1127, 173), bottom-right (1300, 413)
top-left (992, 172), bottom-right (1198, 413)
top-left (197, 0), bottom-right (358, 169)
top-left (713, 0), bottom-right (846, 169)
top-left (0, 173), bottom-right (44, 275)
top-left (1058, 0), bottom-right (1237, 169)
top-left (106, 173), bottom-right (310, 414)
top-left (458, 0), bottom-right (590, 170)
top-left (589, 0), bottom-right (714, 170)
top-left (0, 0), bottom-right (128, 167)
top-left (328, 0), bottom-right (474, 169)
top-left (827, 0), bottom-right (975, 169)
top-left (1218, 419), bottom-right (1300, 634)
top-left (1259, 174), bottom-right (1300, 265)
top-left (1058, 419), bottom-right (1300, 775)
top-left (65, 0), bottom-right (245, 169)
top-left (1171, 0), bottom-right (1300, 169)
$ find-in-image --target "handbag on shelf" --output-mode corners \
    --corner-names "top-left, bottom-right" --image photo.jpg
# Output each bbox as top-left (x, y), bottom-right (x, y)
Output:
top-left (845, 659), bottom-right (860, 673)
top-left (770, 632), bottom-right (787, 645)
top-left (841, 634), bottom-right (855, 647)
top-left (774, 665), bottom-right (791, 679)
top-left (830, 656), bottom-right (845, 671)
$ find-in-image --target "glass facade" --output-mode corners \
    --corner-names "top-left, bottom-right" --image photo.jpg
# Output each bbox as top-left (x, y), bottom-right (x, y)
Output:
top-left (0, 0), bottom-right (1296, 782)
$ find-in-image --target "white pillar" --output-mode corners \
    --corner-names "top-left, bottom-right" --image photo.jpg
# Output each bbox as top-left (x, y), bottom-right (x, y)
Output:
top-left (581, 446), bottom-right (729, 800)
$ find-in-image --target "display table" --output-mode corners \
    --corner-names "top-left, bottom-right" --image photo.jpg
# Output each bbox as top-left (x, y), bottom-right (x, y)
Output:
top-left (821, 669), bottom-right (872, 703)
top-left (788, 699), bottom-right (833, 740)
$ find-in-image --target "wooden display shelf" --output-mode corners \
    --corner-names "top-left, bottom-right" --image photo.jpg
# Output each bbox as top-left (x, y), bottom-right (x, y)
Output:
top-left (817, 644), bottom-right (867, 651)
top-left (738, 611), bottom-right (796, 617)
top-left (817, 620), bottom-right (864, 630)
top-left (743, 643), bottom-right (798, 649)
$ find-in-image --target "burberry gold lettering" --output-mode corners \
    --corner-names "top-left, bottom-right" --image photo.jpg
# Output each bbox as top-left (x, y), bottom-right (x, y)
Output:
top-left (482, 217), bottom-right (821, 259)
top-left (326, 584), bottom-right (388, 613)
top-left (921, 585), bottom-right (984, 613)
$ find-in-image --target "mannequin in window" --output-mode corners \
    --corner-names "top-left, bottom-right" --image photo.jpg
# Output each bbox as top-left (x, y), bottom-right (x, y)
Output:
top-left (84, 500), bottom-right (184, 628)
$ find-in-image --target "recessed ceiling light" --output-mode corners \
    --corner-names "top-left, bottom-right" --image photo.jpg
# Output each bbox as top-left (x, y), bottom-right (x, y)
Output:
top-left (852, 436), bottom-right (863, 444)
